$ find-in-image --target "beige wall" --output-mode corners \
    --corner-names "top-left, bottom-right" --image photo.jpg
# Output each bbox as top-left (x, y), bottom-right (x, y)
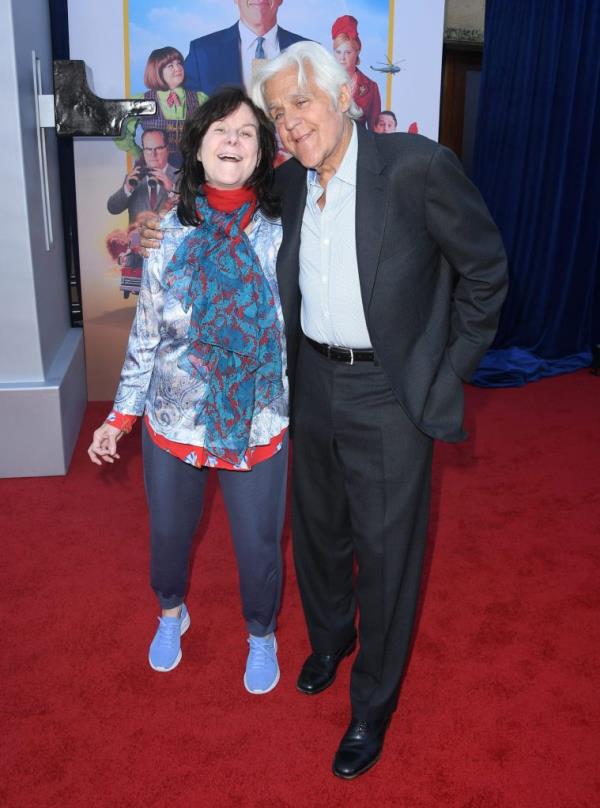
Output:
top-left (445, 0), bottom-right (485, 31)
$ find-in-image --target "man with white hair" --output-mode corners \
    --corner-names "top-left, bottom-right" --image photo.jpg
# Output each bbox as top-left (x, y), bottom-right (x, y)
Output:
top-left (251, 42), bottom-right (508, 778)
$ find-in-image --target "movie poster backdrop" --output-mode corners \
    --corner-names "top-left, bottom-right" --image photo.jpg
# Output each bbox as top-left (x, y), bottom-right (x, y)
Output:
top-left (68, 0), bottom-right (444, 398)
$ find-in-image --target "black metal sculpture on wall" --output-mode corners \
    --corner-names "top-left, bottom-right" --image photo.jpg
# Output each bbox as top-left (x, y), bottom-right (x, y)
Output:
top-left (42, 57), bottom-right (157, 325)
top-left (53, 60), bottom-right (156, 137)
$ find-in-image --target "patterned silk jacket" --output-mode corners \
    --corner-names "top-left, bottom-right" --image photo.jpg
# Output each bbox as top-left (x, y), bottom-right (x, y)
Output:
top-left (112, 208), bottom-right (288, 453)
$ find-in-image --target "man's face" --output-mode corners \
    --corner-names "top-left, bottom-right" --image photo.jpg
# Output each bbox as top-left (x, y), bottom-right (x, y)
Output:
top-left (264, 65), bottom-right (351, 175)
top-left (142, 132), bottom-right (169, 169)
top-left (373, 113), bottom-right (396, 134)
top-left (235, 0), bottom-right (283, 33)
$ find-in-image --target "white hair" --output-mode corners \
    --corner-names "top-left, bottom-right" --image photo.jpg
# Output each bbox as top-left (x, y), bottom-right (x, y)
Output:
top-left (251, 41), bottom-right (362, 120)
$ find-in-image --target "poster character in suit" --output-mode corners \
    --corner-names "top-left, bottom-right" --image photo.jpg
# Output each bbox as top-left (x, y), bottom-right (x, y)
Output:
top-left (184, 0), bottom-right (308, 95)
top-left (332, 15), bottom-right (381, 130)
top-left (108, 130), bottom-right (177, 224)
top-left (251, 42), bottom-right (508, 777)
top-left (116, 47), bottom-right (208, 168)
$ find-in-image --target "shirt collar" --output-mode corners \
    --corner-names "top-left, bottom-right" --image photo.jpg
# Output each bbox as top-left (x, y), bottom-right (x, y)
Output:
top-left (159, 87), bottom-right (185, 99)
top-left (335, 121), bottom-right (358, 186)
top-left (238, 19), bottom-right (279, 50)
top-left (306, 121), bottom-right (357, 190)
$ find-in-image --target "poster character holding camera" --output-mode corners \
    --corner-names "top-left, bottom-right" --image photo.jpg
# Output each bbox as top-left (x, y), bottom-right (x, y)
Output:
top-left (107, 130), bottom-right (178, 224)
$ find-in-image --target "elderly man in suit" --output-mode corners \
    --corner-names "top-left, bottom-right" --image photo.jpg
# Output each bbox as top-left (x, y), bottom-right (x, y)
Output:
top-left (108, 129), bottom-right (177, 224)
top-left (250, 42), bottom-right (508, 778)
top-left (184, 0), bottom-right (307, 95)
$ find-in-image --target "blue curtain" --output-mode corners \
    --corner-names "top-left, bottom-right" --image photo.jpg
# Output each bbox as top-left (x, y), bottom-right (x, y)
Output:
top-left (470, 0), bottom-right (600, 386)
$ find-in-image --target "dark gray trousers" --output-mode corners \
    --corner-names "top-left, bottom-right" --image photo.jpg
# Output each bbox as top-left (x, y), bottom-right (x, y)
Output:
top-left (142, 423), bottom-right (288, 636)
top-left (292, 339), bottom-right (433, 721)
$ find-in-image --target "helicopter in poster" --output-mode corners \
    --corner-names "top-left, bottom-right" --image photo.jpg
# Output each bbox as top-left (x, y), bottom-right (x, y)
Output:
top-left (370, 57), bottom-right (406, 75)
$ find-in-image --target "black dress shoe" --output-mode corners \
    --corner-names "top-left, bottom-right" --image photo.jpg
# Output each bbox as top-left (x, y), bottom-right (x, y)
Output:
top-left (296, 637), bottom-right (356, 695)
top-left (332, 715), bottom-right (391, 779)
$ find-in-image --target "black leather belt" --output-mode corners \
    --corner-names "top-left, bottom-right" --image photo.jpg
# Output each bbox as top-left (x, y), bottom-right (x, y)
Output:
top-left (306, 336), bottom-right (375, 364)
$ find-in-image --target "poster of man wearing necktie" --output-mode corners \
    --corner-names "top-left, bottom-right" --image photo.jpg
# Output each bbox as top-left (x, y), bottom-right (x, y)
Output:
top-left (67, 0), bottom-right (445, 397)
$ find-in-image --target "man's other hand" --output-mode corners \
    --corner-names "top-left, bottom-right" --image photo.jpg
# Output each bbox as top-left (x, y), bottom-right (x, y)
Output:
top-left (139, 215), bottom-right (164, 254)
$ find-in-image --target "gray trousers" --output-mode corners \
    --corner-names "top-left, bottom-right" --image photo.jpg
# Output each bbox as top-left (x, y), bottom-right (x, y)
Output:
top-left (292, 339), bottom-right (433, 720)
top-left (142, 423), bottom-right (288, 636)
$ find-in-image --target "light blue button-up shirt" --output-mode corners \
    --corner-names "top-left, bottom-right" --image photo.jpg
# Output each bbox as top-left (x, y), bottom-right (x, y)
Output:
top-left (299, 122), bottom-right (372, 348)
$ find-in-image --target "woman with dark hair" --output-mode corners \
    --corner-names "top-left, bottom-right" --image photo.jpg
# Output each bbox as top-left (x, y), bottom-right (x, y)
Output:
top-left (117, 46), bottom-right (208, 166)
top-left (332, 15), bottom-right (381, 130)
top-left (89, 88), bottom-right (288, 695)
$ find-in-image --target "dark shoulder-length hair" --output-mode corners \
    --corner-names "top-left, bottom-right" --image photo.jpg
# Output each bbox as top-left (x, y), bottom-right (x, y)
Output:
top-left (144, 47), bottom-right (184, 91)
top-left (177, 87), bottom-right (280, 226)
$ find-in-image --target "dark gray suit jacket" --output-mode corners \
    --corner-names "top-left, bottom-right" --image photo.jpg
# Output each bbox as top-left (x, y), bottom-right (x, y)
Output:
top-left (274, 126), bottom-right (508, 442)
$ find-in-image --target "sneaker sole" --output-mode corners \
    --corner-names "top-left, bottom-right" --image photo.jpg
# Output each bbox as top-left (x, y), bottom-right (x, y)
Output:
top-left (148, 610), bottom-right (191, 673)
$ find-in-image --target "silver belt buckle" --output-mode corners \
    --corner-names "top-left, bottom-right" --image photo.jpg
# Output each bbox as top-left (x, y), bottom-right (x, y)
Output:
top-left (348, 347), bottom-right (354, 365)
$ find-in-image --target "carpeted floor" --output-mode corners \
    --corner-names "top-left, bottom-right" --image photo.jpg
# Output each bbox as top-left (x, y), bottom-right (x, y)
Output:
top-left (2, 371), bottom-right (598, 807)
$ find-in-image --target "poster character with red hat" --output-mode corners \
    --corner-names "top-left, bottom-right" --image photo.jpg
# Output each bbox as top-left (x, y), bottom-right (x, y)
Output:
top-left (332, 15), bottom-right (381, 130)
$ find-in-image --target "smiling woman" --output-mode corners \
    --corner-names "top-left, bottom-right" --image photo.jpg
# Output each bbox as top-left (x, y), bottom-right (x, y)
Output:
top-left (198, 106), bottom-right (260, 191)
top-left (89, 87), bottom-right (289, 696)
top-left (176, 87), bottom-right (280, 223)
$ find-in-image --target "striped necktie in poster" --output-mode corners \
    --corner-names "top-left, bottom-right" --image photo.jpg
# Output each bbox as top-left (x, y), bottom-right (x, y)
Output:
top-left (255, 37), bottom-right (266, 59)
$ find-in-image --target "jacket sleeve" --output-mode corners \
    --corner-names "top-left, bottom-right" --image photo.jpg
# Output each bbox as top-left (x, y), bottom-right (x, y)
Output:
top-left (183, 41), bottom-right (204, 92)
top-left (424, 145), bottom-right (508, 381)
top-left (366, 81), bottom-right (381, 131)
top-left (107, 185), bottom-right (129, 215)
top-left (112, 247), bottom-right (166, 415)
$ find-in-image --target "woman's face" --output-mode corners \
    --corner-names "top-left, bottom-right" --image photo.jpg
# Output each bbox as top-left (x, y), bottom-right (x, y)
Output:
top-left (334, 41), bottom-right (359, 75)
top-left (198, 103), bottom-right (261, 190)
top-left (162, 59), bottom-right (184, 90)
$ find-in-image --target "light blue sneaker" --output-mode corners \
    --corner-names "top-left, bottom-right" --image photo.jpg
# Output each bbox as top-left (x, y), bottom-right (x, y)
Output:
top-left (244, 633), bottom-right (280, 694)
top-left (148, 604), bottom-right (191, 672)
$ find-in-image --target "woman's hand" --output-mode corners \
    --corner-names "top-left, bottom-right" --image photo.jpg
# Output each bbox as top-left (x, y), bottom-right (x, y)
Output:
top-left (88, 423), bottom-right (124, 466)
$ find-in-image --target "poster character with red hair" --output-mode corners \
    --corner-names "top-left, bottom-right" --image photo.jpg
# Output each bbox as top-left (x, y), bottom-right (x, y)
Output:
top-left (332, 15), bottom-right (381, 130)
top-left (116, 47), bottom-right (208, 168)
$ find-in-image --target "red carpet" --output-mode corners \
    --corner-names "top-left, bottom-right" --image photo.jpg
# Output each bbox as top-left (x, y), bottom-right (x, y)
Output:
top-left (2, 371), bottom-right (599, 807)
